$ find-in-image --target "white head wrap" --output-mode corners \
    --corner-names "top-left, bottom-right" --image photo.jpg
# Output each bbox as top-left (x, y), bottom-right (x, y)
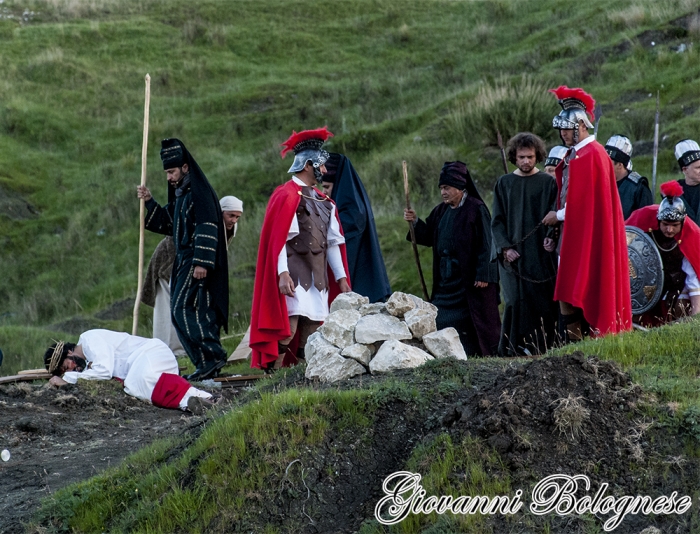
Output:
top-left (219, 196), bottom-right (243, 213)
top-left (220, 196), bottom-right (243, 240)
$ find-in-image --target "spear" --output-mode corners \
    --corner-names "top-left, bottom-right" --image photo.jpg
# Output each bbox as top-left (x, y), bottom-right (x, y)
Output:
top-left (403, 161), bottom-right (430, 302)
top-left (496, 130), bottom-right (508, 175)
top-left (652, 90), bottom-right (660, 196)
top-left (132, 74), bottom-right (151, 335)
top-left (593, 105), bottom-right (603, 137)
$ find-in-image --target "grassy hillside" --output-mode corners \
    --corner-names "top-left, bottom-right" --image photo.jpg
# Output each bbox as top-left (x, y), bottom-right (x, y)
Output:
top-left (1, 0), bottom-right (699, 370)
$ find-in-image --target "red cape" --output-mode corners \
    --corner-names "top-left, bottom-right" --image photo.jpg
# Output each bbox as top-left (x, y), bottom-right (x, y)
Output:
top-left (626, 205), bottom-right (700, 276)
top-left (250, 179), bottom-right (350, 369)
top-left (555, 140), bottom-right (632, 335)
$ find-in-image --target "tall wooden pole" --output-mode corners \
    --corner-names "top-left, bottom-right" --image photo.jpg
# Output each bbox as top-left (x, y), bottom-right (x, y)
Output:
top-left (652, 91), bottom-right (660, 197)
top-left (403, 161), bottom-right (430, 302)
top-left (132, 74), bottom-right (151, 335)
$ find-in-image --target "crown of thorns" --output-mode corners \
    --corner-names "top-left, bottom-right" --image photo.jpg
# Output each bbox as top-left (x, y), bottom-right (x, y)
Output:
top-left (48, 341), bottom-right (66, 374)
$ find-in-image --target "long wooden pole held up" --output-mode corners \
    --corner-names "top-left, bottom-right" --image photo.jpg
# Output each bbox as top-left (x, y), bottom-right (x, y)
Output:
top-left (132, 74), bottom-right (151, 335)
top-left (403, 161), bottom-right (430, 302)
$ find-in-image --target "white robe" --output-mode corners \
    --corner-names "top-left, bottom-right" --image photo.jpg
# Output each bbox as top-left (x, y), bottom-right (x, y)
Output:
top-left (153, 279), bottom-right (185, 355)
top-left (62, 329), bottom-right (209, 408)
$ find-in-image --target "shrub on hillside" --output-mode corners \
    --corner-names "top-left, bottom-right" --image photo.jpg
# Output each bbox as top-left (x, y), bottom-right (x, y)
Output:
top-left (448, 75), bottom-right (556, 148)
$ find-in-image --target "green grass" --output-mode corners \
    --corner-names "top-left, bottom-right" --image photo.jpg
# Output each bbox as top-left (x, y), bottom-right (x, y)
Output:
top-left (2, 0), bottom-right (700, 371)
top-left (35, 387), bottom-right (375, 532)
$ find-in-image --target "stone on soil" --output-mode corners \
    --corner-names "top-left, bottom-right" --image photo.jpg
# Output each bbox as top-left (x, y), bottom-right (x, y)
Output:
top-left (354, 314), bottom-right (412, 344)
top-left (385, 292), bottom-right (416, 317)
top-left (305, 332), bottom-right (342, 379)
top-left (409, 294), bottom-right (438, 314)
top-left (369, 340), bottom-right (433, 374)
top-left (315, 353), bottom-right (366, 383)
top-left (341, 343), bottom-right (373, 366)
top-left (403, 308), bottom-right (437, 340)
top-left (318, 309), bottom-right (360, 349)
top-left (329, 291), bottom-right (369, 313)
top-left (422, 328), bottom-right (467, 360)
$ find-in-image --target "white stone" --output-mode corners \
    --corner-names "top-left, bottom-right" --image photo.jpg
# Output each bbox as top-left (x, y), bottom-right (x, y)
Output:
top-left (422, 328), bottom-right (468, 361)
top-left (354, 314), bottom-right (412, 344)
top-left (369, 340), bottom-right (433, 374)
top-left (341, 343), bottom-right (372, 366)
top-left (305, 332), bottom-right (342, 379)
top-left (385, 292), bottom-right (416, 317)
top-left (316, 353), bottom-right (367, 383)
top-left (409, 294), bottom-right (439, 314)
top-left (404, 308), bottom-right (437, 340)
top-left (318, 309), bottom-right (360, 349)
top-left (358, 302), bottom-right (388, 316)
top-left (329, 291), bottom-right (369, 313)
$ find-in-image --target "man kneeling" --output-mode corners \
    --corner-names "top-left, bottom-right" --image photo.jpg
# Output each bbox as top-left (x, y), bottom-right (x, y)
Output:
top-left (44, 329), bottom-right (218, 414)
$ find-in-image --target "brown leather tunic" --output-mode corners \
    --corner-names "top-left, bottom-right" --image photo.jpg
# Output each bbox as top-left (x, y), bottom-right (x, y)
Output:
top-left (286, 187), bottom-right (333, 291)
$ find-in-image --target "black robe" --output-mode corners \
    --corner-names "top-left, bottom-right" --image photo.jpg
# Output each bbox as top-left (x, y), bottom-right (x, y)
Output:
top-left (679, 179), bottom-right (700, 225)
top-left (491, 171), bottom-right (559, 356)
top-left (408, 197), bottom-right (501, 356)
top-left (327, 154), bottom-right (391, 303)
top-left (617, 172), bottom-right (653, 220)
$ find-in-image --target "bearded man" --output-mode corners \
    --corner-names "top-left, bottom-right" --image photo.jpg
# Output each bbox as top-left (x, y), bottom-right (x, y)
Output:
top-left (220, 195), bottom-right (243, 247)
top-left (542, 86), bottom-right (631, 340)
top-left (137, 139), bottom-right (229, 381)
top-left (44, 329), bottom-right (217, 414)
top-left (250, 128), bottom-right (351, 373)
top-left (491, 133), bottom-right (558, 356)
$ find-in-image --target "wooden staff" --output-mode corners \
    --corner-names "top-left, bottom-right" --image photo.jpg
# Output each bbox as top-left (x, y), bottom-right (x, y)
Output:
top-left (496, 130), bottom-right (508, 175)
top-left (132, 74), bottom-right (151, 335)
top-left (403, 161), bottom-right (430, 302)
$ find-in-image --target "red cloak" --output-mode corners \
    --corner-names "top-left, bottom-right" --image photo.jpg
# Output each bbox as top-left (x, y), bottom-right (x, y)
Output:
top-left (625, 205), bottom-right (700, 276)
top-left (555, 139), bottom-right (632, 335)
top-left (250, 179), bottom-right (350, 369)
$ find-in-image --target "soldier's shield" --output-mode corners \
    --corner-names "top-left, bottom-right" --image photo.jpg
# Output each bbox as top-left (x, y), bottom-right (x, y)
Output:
top-left (626, 226), bottom-right (664, 314)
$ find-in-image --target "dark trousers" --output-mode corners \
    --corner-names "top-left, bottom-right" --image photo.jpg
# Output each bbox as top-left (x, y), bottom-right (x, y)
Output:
top-left (171, 266), bottom-right (227, 368)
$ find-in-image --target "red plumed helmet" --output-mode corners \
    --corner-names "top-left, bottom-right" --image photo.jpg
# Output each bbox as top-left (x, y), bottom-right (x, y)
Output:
top-left (660, 180), bottom-right (684, 199)
top-left (549, 85), bottom-right (596, 120)
top-left (280, 127), bottom-right (334, 158)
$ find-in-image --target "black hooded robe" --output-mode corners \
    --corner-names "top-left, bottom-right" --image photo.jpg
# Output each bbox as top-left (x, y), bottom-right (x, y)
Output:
top-left (144, 140), bottom-right (228, 369)
top-left (325, 154), bottom-right (391, 303)
top-left (408, 197), bottom-right (501, 356)
top-left (491, 171), bottom-right (559, 356)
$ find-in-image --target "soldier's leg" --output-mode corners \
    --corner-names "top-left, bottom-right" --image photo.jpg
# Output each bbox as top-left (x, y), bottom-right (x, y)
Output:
top-left (559, 301), bottom-right (584, 342)
top-left (272, 315), bottom-right (299, 373)
top-left (295, 316), bottom-right (322, 361)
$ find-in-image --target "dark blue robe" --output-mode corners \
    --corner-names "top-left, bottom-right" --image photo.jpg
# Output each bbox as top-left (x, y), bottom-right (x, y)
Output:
top-left (617, 172), bottom-right (653, 220)
top-left (328, 155), bottom-right (391, 303)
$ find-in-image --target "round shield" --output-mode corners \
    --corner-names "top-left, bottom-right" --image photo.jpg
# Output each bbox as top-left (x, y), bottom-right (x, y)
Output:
top-left (626, 226), bottom-right (664, 314)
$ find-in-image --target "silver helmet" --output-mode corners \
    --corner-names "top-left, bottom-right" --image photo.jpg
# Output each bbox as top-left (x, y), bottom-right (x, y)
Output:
top-left (550, 86), bottom-right (595, 145)
top-left (605, 134), bottom-right (633, 171)
top-left (280, 127), bottom-right (334, 179)
top-left (675, 139), bottom-right (700, 169)
top-left (545, 145), bottom-right (568, 167)
top-left (657, 181), bottom-right (686, 222)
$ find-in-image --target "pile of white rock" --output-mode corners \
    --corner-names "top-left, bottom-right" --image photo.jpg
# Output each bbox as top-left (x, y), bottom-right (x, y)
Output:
top-left (305, 291), bottom-right (467, 383)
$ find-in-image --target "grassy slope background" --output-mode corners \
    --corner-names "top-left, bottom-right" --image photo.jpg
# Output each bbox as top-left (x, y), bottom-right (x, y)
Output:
top-left (0, 0), bottom-right (700, 532)
top-left (1, 0), bottom-right (700, 373)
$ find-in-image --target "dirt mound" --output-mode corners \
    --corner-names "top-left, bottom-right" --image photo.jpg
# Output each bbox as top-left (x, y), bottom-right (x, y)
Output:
top-left (0, 380), bottom-right (232, 534)
top-left (446, 353), bottom-right (647, 485)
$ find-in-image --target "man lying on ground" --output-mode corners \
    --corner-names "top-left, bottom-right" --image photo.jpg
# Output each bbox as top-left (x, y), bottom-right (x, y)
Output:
top-left (44, 329), bottom-right (218, 414)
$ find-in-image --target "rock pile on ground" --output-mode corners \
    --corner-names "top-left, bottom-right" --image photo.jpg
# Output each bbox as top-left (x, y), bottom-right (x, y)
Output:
top-left (305, 291), bottom-right (467, 382)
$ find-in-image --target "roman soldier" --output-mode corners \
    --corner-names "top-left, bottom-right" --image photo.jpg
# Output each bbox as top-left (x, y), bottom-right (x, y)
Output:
top-left (626, 181), bottom-right (700, 326)
top-left (542, 86), bottom-right (632, 340)
top-left (544, 145), bottom-right (567, 178)
top-left (605, 134), bottom-right (653, 219)
top-left (675, 139), bottom-right (700, 224)
top-left (250, 127), bottom-right (351, 373)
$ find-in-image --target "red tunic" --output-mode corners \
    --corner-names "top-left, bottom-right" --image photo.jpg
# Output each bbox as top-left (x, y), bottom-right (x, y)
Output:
top-left (555, 140), bottom-right (632, 335)
top-left (250, 180), bottom-right (350, 369)
top-left (625, 205), bottom-right (700, 276)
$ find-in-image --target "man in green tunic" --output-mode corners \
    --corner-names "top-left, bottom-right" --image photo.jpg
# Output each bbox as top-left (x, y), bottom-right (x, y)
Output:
top-left (491, 133), bottom-right (559, 356)
top-left (137, 139), bottom-right (229, 381)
